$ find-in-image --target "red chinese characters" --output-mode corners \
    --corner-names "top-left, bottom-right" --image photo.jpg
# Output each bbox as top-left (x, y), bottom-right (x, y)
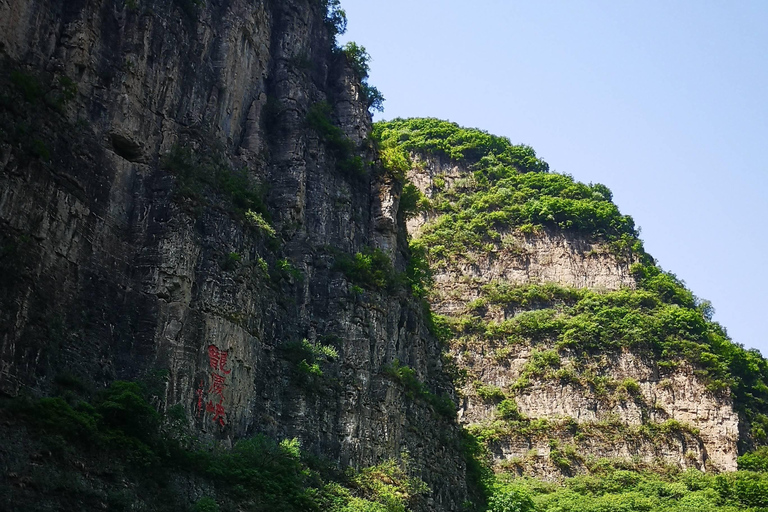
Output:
top-left (208, 345), bottom-right (232, 374)
top-left (205, 400), bottom-right (226, 426)
top-left (202, 344), bottom-right (231, 427)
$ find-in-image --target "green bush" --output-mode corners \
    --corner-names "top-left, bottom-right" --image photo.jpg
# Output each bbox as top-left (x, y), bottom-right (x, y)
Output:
top-left (332, 246), bottom-right (398, 290)
top-left (399, 183), bottom-right (428, 219)
top-left (406, 240), bottom-right (433, 298)
top-left (2, 378), bottom-right (430, 511)
top-left (281, 339), bottom-right (337, 383)
top-left (482, 467), bottom-right (768, 512)
top-left (193, 497), bottom-right (219, 512)
top-left (738, 447), bottom-right (768, 472)
top-left (307, 101), bottom-right (367, 176)
top-left (373, 118), bottom-right (647, 265)
top-left (161, 144), bottom-right (268, 218)
top-left (351, 458), bottom-right (429, 511)
top-left (464, 278), bottom-right (768, 415)
top-left (374, 118), bottom-right (548, 171)
top-left (320, 0), bottom-right (347, 37)
top-left (274, 258), bottom-right (304, 281)
top-left (245, 210), bottom-right (277, 238)
top-left (341, 42), bottom-right (384, 112)
top-left (487, 488), bottom-right (535, 512)
top-left (497, 399), bottom-right (522, 421)
top-left (475, 382), bottom-right (505, 402)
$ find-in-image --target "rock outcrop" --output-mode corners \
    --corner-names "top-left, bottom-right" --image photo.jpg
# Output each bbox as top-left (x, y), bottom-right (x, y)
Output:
top-left (0, 0), bottom-right (467, 509)
top-left (404, 151), bottom-right (741, 479)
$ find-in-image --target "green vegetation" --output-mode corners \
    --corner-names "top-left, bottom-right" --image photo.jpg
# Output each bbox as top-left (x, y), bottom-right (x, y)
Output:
top-left (374, 118), bottom-right (548, 171)
top-left (317, 1), bottom-right (385, 113)
top-left (0, 379), bottom-right (427, 511)
top-left (161, 144), bottom-right (269, 219)
top-left (373, 118), bottom-right (644, 264)
top-left (341, 42), bottom-right (384, 112)
top-left (383, 360), bottom-right (455, 419)
top-left (474, 382), bottom-right (505, 402)
top-left (194, 497), bottom-right (220, 512)
top-left (326, 242), bottom-right (432, 299)
top-left (320, 0), bottom-right (348, 38)
top-left (332, 246), bottom-right (398, 291)
top-left (222, 251), bottom-right (241, 271)
top-left (461, 428), bottom-right (768, 511)
top-left (306, 101), bottom-right (366, 177)
top-left (483, 467), bottom-right (768, 512)
top-left (486, 482), bottom-right (535, 512)
top-left (245, 210), bottom-right (277, 238)
top-left (738, 447), bottom-right (768, 472)
top-left (467, 415), bottom-right (700, 449)
top-left (371, 117), bottom-right (768, 509)
top-left (452, 277), bottom-right (768, 426)
top-left (282, 338), bottom-right (338, 382)
top-left (496, 399), bottom-right (523, 421)
top-left (399, 183), bottom-right (429, 219)
top-left (273, 258), bottom-right (304, 282)
top-left (474, 282), bottom-right (583, 310)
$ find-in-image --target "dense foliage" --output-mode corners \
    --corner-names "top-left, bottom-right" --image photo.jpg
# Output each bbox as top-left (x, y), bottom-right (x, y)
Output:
top-left (341, 42), bottom-right (385, 112)
top-left (487, 468), bottom-right (768, 512)
top-left (375, 117), bottom-right (768, 446)
top-left (0, 379), bottom-right (428, 511)
top-left (374, 118), bottom-right (549, 171)
top-left (455, 274), bottom-right (768, 445)
top-left (331, 246), bottom-right (399, 291)
top-left (465, 281), bottom-right (739, 390)
top-left (373, 119), bottom-right (642, 262)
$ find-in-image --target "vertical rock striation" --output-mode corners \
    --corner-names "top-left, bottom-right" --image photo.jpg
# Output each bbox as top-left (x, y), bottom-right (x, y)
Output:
top-left (0, 0), bottom-right (467, 509)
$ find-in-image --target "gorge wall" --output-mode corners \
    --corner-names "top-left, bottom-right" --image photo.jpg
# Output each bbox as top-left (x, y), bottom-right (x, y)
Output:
top-left (0, 0), bottom-right (466, 510)
top-left (2, 2), bottom-right (768, 511)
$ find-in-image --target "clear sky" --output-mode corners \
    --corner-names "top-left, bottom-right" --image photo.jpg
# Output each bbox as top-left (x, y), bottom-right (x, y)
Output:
top-left (338, 0), bottom-right (768, 355)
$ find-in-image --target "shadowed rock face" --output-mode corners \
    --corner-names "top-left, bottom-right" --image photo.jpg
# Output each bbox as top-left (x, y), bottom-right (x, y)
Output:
top-left (0, 1), bottom-right (468, 509)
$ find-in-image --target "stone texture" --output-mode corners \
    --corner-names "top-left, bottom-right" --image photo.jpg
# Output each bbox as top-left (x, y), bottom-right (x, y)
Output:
top-left (0, 0), bottom-right (467, 509)
top-left (456, 346), bottom-right (738, 473)
top-left (406, 152), bottom-right (739, 478)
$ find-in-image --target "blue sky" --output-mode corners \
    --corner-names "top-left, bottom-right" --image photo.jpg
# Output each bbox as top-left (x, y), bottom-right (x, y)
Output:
top-left (338, 0), bottom-right (768, 355)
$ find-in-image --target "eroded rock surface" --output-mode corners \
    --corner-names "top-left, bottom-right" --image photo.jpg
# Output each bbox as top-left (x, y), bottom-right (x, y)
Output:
top-left (0, 1), bottom-right (467, 509)
top-left (406, 152), bottom-right (740, 478)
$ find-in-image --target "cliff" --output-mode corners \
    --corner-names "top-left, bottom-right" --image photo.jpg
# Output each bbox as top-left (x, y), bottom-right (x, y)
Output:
top-left (0, 1), bottom-right (466, 510)
top-left (2, 2), bottom-right (768, 512)
top-left (398, 146), bottom-right (738, 475)
top-left (375, 118), bottom-right (768, 495)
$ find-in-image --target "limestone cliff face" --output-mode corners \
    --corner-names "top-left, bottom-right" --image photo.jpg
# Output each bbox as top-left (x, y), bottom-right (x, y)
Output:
top-left (406, 153), bottom-right (740, 478)
top-left (0, 0), bottom-right (466, 509)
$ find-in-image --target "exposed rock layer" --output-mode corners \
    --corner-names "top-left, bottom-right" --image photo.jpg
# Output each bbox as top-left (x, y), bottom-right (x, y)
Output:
top-left (406, 153), bottom-right (740, 477)
top-left (0, 0), bottom-right (466, 509)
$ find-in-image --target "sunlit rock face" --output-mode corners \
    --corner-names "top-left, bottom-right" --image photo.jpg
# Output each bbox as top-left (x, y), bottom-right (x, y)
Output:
top-left (406, 152), bottom-right (740, 478)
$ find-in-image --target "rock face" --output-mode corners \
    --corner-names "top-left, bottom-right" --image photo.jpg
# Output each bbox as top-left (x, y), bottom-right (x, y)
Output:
top-left (0, 0), bottom-right (467, 509)
top-left (406, 152), bottom-right (740, 478)
top-left (0, 0), bottom-right (748, 507)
